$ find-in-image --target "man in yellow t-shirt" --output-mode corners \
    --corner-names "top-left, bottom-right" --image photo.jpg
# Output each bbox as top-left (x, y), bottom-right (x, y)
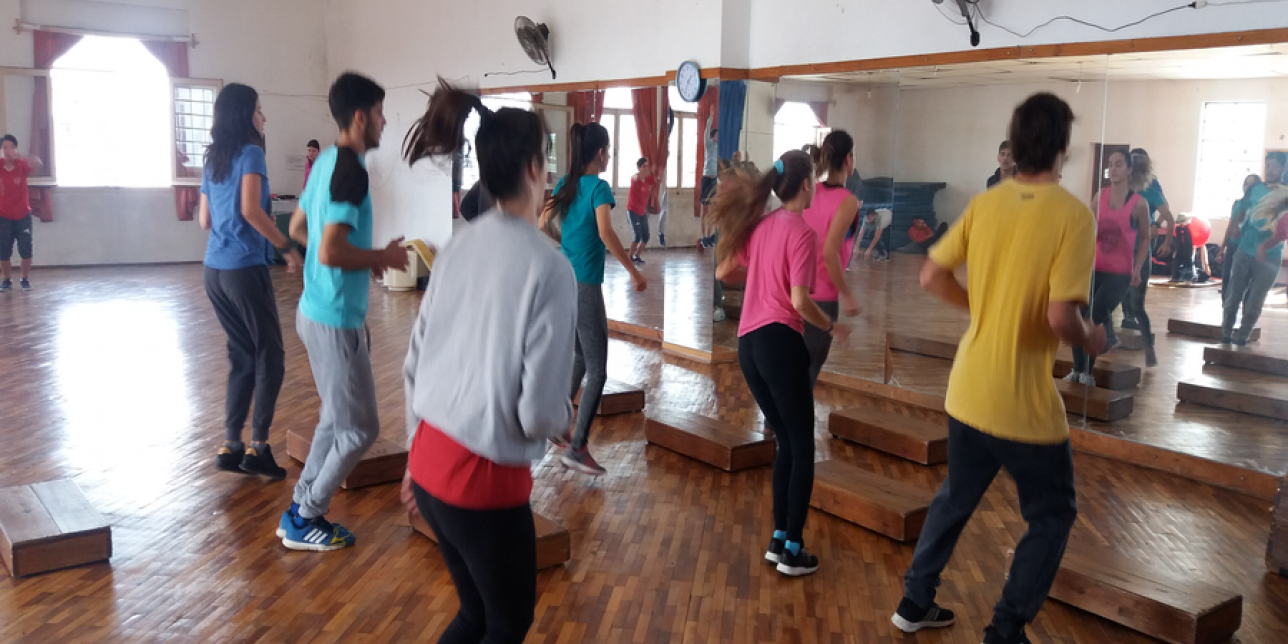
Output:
top-left (890, 93), bottom-right (1104, 644)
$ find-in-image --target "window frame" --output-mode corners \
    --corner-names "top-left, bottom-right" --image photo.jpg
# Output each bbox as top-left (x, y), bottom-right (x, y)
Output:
top-left (601, 107), bottom-right (696, 195)
top-left (1192, 100), bottom-right (1266, 221)
top-left (170, 78), bottom-right (223, 186)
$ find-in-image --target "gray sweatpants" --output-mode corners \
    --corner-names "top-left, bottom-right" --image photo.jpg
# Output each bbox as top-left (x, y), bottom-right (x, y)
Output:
top-left (294, 314), bottom-right (381, 519)
top-left (569, 283), bottom-right (608, 450)
top-left (1222, 250), bottom-right (1278, 343)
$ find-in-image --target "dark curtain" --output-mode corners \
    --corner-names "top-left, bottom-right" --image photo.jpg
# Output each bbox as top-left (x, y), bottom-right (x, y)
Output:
top-left (717, 81), bottom-right (747, 161)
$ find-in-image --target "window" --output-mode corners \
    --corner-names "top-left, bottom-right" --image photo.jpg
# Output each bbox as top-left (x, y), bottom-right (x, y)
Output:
top-left (1193, 102), bottom-right (1266, 219)
top-left (773, 101), bottom-right (828, 162)
top-left (173, 83), bottom-right (217, 180)
top-left (51, 36), bottom-right (172, 187)
top-left (460, 93), bottom-right (532, 191)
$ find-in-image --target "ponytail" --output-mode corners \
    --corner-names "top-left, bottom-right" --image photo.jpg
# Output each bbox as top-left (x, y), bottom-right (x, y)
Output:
top-left (548, 121), bottom-right (610, 223)
top-left (403, 78), bottom-right (547, 202)
top-left (710, 149), bottom-right (813, 263)
top-left (815, 130), bottom-right (854, 178)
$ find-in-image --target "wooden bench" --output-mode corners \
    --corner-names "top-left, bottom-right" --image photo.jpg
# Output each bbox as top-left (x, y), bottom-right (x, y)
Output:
top-left (575, 379), bottom-right (646, 416)
top-left (1168, 319), bottom-right (1260, 342)
top-left (887, 332), bottom-right (1141, 391)
top-left (1203, 345), bottom-right (1288, 377)
top-left (286, 429), bottom-right (408, 489)
top-left (1049, 546), bottom-right (1242, 644)
top-left (410, 511), bottom-right (571, 570)
top-left (828, 407), bottom-right (948, 465)
top-left (1054, 378), bottom-right (1134, 421)
top-left (810, 460), bottom-right (934, 542)
top-left (1269, 478), bottom-right (1288, 578)
top-left (644, 409), bottom-right (775, 472)
top-left (0, 480), bottom-right (112, 577)
top-left (1177, 367), bottom-right (1288, 421)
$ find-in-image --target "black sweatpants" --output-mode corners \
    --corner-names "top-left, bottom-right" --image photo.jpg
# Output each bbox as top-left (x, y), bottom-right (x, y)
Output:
top-left (1072, 271), bottom-right (1132, 374)
top-left (738, 323), bottom-right (815, 543)
top-left (903, 417), bottom-right (1077, 641)
top-left (204, 265), bottom-right (285, 443)
top-left (803, 300), bottom-right (840, 389)
top-left (412, 481), bottom-right (536, 644)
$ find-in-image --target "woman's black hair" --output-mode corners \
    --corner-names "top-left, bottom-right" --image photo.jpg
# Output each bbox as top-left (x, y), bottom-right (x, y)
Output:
top-left (813, 130), bottom-right (854, 176)
top-left (547, 122), bottom-right (610, 222)
top-left (205, 83), bottom-right (264, 183)
top-left (402, 78), bottom-right (548, 203)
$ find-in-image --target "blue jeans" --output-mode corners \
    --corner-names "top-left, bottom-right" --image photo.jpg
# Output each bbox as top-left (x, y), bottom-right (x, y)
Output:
top-left (903, 417), bottom-right (1077, 640)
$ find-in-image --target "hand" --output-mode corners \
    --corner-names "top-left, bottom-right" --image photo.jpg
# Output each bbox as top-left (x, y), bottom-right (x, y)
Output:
top-left (400, 469), bottom-right (419, 516)
top-left (1216, 248), bottom-right (1226, 264)
top-left (1085, 323), bottom-right (1107, 359)
top-left (864, 249), bottom-right (873, 260)
top-left (840, 292), bottom-right (860, 318)
top-left (1257, 248), bottom-right (1268, 263)
top-left (380, 236), bottom-right (409, 272)
top-left (1156, 239), bottom-right (1172, 258)
top-left (282, 248), bottom-right (303, 273)
top-left (830, 322), bottom-right (853, 346)
top-left (631, 271), bottom-right (648, 292)
top-left (1131, 273), bottom-right (1142, 289)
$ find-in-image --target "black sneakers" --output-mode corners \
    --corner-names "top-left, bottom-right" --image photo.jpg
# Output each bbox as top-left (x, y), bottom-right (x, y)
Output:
top-left (982, 625), bottom-right (1032, 644)
top-left (891, 597), bottom-right (956, 633)
top-left (776, 546), bottom-right (819, 576)
top-left (241, 444), bottom-right (287, 480)
top-left (215, 445), bottom-right (250, 473)
top-left (764, 537), bottom-right (785, 564)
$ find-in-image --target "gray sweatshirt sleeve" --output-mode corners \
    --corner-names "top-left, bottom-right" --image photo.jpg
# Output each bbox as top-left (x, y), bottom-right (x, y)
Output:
top-left (518, 258), bottom-right (577, 440)
top-left (402, 287), bottom-right (432, 449)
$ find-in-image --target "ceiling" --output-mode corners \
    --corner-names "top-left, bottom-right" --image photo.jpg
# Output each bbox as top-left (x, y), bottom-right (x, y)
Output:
top-left (792, 43), bottom-right (1288, 88)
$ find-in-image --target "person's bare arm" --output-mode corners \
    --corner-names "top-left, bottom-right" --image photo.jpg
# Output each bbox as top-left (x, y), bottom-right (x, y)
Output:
top-left (240, 174), bottom-right (291, 249)
top-left (319, 224), bottom-right (407, 273)
top-left (715, 254), bottom-right (746, 284)
top-left (1131, 200), bottom-right (1151, 286)
top-left (823, 196), bottom-right (861, 313)
top-left (791, 286), bottom-right (850, 345)
top-left (24, 155), bottom-right (44, 174)
top-left (289, 206), bottom-right (308, 246)
top-left (867, 224), bottom-right (884, 252)
top-left (595, 204), bottom-right (646, 290)
top-left (1049, 300), bottom-right (1102, 356)
top-left (919, 259), bottom-right (969, 311)
top-left (198, 194), bottom-right (212, 231)
top-left (1155, 202), bottom-right (1176, 257)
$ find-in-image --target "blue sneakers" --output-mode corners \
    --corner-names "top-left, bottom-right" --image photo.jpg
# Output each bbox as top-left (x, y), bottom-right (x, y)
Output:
top-left (277, 503), bottom-right (356, 551)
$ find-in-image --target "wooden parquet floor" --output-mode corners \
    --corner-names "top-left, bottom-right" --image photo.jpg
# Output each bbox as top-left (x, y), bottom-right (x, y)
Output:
top-left (0, 265), bottom-right (1286, 643)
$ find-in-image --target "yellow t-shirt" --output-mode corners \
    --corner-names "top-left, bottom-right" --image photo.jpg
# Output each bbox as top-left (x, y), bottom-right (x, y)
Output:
top-left (929, 179), bottom-right (1096, 444)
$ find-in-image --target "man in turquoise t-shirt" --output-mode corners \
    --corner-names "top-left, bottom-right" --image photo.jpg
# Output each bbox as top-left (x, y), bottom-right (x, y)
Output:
top-left (282, 72), bottom-right (407, 552)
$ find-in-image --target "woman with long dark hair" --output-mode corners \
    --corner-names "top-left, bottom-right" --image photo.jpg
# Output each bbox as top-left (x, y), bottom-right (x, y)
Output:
top-left (199, 83), bottom-right (300, 478)
top-left (399, 80), bottom-right (577, 644)
top-left (802, 131), bottom-right (862, 386)
top-left (1064, 150), bottom-right (1150, 384)
top-left (539, 121), bottom-right (647, 476)
top-left (711, 150), bottom-right (851, 577)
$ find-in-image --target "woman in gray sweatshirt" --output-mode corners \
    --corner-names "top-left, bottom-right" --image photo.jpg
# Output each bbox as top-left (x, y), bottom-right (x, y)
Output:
top-left (399, 81), bottom-right (577, 644)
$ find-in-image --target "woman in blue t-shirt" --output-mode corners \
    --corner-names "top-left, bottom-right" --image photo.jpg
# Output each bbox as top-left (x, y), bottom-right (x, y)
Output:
top-left (539, 122), bottom-right (646, 476)
top-left (198, 83), bottom-right (301, 479)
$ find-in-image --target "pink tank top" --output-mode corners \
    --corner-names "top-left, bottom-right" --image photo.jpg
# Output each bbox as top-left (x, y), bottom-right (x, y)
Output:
top-left (801, 182), bottom-right (852, 301)
top-left (1095, 189), bottom-right (1141, 276)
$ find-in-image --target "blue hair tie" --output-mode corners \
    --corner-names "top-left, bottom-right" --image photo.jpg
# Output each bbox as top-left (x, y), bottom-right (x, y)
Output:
top-left (773, 159), bottom-right (785, 174)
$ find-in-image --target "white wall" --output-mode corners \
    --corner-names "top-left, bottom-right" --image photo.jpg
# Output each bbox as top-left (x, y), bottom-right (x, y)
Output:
top-left (828, 84), bottom-right (900, 180)
top-left (0, 0), bottom-right (329, 265)
top-left (747, 0), bottom-right (1288, 70)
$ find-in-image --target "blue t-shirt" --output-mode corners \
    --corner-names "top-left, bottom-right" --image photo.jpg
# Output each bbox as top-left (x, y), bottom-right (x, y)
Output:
top-left (555, 175), bottom-right (615, 285)
top-left (1139, 179), bottom-right (1166, 225)
top-left (1237, 183), bottom-right (1285, 267)
top-left (202, 144), bottom-right (274, 270)
top-left (298, 146), bottom-right (374, 329)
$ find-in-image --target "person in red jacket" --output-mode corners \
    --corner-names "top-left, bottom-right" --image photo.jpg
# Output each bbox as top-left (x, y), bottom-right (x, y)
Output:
top-left (626, 157), bottom-right (657, 264)
top-left (0, 134), bottom-right (42, 292)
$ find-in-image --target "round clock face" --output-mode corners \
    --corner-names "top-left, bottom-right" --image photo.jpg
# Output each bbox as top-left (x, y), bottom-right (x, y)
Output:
top-left (677, 62), bottom-right (703, 103)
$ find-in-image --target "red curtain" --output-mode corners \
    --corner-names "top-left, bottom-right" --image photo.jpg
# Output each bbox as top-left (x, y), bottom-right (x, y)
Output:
top-left (630, 87), bottom-right (667, 212)
top-left (28, 31), bottom-right (82, 222)
top-left (140, 40), bottom-right (198, 221)
top-left (693, 90), bottom-right (719, 217)
top-left (569, 90), bottom-right (605, 125)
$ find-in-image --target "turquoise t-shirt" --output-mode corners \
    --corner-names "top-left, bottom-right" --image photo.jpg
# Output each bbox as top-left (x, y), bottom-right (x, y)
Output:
top-left (298, 146), bottom-right (375, 329)
top-left (1139, 179), bottom-right (1166, 225)
top-left (555, 175), bottom-right (615, 284)
top-left (1237, 183), bottom-right (1284, 267)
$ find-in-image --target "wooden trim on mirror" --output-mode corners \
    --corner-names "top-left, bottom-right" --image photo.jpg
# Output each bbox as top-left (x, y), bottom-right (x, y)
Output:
top-left (480, 27), bottom-right (1288, 94)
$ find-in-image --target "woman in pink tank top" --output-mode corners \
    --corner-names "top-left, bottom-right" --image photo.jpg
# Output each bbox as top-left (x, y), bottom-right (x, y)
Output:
top-left (801, 132), bottom-right (863, 387)
top-left (711, 150), bottom-right (851, 579)
top-left (1065, 150), bottom-right (1151, 384)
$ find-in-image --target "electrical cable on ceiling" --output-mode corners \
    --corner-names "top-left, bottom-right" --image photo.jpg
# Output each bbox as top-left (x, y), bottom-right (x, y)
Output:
top-left (484, 69), bottom-right (549, 78)
top-left (969, 2), bottom-right (1196, 39)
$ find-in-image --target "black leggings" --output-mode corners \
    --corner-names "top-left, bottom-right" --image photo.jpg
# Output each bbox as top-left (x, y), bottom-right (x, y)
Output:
top-left (738, 323), bottom-right (815, 544)
top-left (1073, 271), bottom-right (1132, 374)
top-left (412, 482), bottom-right (536, 644)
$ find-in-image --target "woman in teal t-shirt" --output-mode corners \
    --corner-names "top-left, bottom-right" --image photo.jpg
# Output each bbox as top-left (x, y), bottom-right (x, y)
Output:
top-left (540, 122), bottom-right (646, 476)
